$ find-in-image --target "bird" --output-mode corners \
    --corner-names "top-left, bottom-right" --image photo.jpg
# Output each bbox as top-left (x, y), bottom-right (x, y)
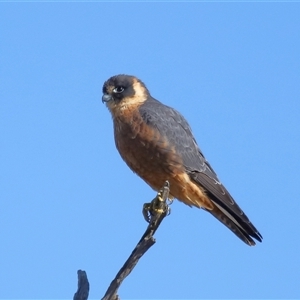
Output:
top-left (102, 74), bottom-right (262, 246)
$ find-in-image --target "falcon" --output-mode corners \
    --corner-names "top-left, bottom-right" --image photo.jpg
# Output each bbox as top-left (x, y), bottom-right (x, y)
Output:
top-left (102, 74), bottom-right (262, 246)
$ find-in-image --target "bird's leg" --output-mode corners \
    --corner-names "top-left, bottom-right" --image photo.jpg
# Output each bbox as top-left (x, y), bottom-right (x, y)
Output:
top-left (143, 181), bottom-right (172, 223)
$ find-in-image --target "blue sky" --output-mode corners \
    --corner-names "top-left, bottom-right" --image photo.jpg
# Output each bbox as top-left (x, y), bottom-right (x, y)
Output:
top-left (1, 2), bottom-right (300, 299)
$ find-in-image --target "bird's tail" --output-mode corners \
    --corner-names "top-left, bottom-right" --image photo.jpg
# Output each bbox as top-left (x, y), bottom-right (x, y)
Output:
top-left (206, 205), bottom-right (259, 246)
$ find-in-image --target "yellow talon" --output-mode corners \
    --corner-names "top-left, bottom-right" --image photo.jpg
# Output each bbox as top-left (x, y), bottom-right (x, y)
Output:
top-left (142, 181), bottom-right (172, 223)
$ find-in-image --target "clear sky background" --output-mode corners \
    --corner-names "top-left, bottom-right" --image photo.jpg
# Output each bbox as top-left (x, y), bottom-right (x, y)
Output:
top-left (1, 2), bottom-right (300, 299)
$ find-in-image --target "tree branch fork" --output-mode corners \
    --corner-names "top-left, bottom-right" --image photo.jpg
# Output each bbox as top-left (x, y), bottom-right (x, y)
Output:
top-left (73, 181), bottom-right (172, 300)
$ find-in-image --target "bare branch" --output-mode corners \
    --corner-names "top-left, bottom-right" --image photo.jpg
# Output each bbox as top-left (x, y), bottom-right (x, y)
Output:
top-left (73, 270), bottom-right (89, 300)
top-left (101, 181), bottom-right (171, 300)
top-left (72, 181), bottom-right (171, 300)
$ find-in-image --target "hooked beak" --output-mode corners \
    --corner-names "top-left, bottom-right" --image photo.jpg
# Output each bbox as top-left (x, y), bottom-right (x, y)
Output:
top-left (102, 94), bottom-right (112, 103)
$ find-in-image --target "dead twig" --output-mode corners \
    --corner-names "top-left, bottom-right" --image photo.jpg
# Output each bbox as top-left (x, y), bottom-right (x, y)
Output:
top-left (73, 270), bottom-right (89, 300)
top-left (73, 181), bottom-right (171, 300)
top-left (101, 180), bottom-right (171, 300)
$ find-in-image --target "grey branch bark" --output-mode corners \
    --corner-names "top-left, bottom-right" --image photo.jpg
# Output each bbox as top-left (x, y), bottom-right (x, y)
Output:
top-left (73, 181), bottom-right (171, 300)
top-left (101, 180), bottom-right (171, 300)
top-left (73, 270), bottom-right (89, 300)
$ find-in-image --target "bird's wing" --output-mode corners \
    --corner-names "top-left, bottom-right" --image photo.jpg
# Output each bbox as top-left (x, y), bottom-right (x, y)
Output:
top-left (139, 97), bottom-right (262, 243)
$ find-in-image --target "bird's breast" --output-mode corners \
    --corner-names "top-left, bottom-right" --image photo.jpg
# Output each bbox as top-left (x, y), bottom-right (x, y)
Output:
top-left (113, 111), bottom-right (184, 189)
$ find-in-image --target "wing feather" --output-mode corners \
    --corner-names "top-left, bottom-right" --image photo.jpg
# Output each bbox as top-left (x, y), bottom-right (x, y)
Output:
top-left (139, 97), bottom-right (262, 243)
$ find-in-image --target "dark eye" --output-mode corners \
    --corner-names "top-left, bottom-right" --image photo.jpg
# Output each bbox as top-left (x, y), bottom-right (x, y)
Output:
top-left (113, 86), bottom-right (125, 93)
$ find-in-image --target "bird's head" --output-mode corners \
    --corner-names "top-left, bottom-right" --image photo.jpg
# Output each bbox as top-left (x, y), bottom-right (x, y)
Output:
top-left (102, 74), bottom-right (149, 115)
